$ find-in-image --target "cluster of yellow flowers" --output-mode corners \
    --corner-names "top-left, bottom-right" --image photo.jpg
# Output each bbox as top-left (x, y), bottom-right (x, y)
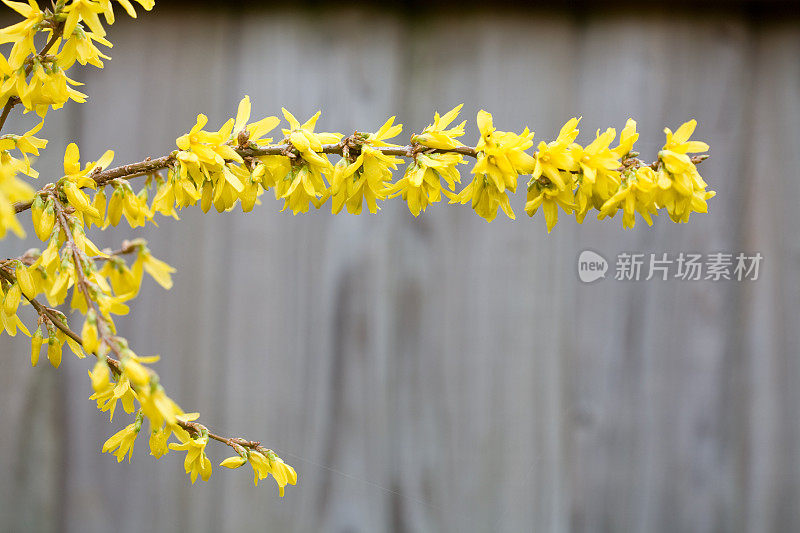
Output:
top-left (144, 99), bottom-right (710, 232)
top-left (0, 0), bottom-right (297, 496)
top-left (527, 117), bottom-right (713, 231)
top-left (0, 0), bottom-right (713, 499)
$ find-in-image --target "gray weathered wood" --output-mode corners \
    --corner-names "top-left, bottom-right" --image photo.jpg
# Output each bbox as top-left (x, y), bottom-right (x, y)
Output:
top-left (0, 7), bottom-right (798, 533)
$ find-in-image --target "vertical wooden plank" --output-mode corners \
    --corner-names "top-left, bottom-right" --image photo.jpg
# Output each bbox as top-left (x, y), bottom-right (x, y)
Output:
top-left (386, 12), bottom-right (585, 533)
top-left (218, 7), bottom-right (405, 532)
top-left (742, 22), bottom-right (800, 533)
top-left (568, 13), bottom-right (752, 533)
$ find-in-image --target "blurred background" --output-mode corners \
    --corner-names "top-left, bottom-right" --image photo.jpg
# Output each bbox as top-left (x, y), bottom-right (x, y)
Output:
top-left (1, 1), bottom-right (799, 532)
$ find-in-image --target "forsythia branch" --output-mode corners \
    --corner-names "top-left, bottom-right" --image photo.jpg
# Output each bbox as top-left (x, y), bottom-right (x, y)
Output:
top-left (0, 233), bottom-right (296, 494)
top-left (0, 0), bottom-right (715, 499)
top-left (12, 142), bottom-right (708, 215)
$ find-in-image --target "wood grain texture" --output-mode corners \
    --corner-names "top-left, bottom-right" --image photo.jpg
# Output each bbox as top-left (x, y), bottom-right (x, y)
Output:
top-left (0, 7), bottom-right (797, 533)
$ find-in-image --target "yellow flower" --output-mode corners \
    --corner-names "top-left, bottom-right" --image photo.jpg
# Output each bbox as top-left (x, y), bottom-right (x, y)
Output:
top-left (329, 117), bottom-right (404, 215)
top-left (60, 143), bottom-right (114, 219)
top-left (169, 434), bottom-right (212, 484)
top-left (613, 119), bottom-right (639, 158)
top-left (473, 109), bottom-right (534, 192)
top-left (274, 109), bottom-right (340, 214)
top-left (131, 248), bottom-right (175, 291)
top-left (63, 0), bottom-right (109, 38)
top-left (30, 326), bottom-right (43, 366)
top-left (387, 152), bottom-right (463, 216)
top-left (598, 166), bottom-right (658, 228)
top-left (102, 420), bottom-right (141, 462)
top-left (88, 359), bottom-right (111, 392)
top-left (570, 128), bottom-right (623, 221)
top-left (662, 119), bottom-right (709, 158)
top-left (220, 455), bottom-right (247, 469)
top-left (176, 114), bottom-right (241, 168)
top-left (531, 117), bottom-right (580, 190)
top-left (46, 335), bottom-right (62, 367)
top-left (453, 110), bottom-right (534, 221)
top-left (31, 195), bottom-right (55, 240)
top-left (525, 180), bottom-right (576, 233)
top-left (14, 261), bottom-right (37, 298)
top-left (0, 159), bottom-right (34, 238)
top-left (274, 164), bottom-right (327, 214)
top-left (570, 128), bottom-right (621, 188)
top-left (3, 281), bottom-right (21, 316)
top-left (138, 385), bottom-right (180, 428)
top-left (99, 256), bottom-right (140, 297)
top-left (252, 450), bottom-right (297, 497)
top-left (231, 95), bottom-right (280, 146)
top-left (411, 104), bottom-right (466, 150)
top-left (0, 120), bottom-right (48, 178)
top-left (0, 308), bottom-right (30, 336)
top-left (0, 0), bottom-right (44, 47)
top-left (12, 58), bottom-right (88, 116)
top-left (281, 108), bottom-right (340, 164)
top-left (90, 378), bottom-right (136, 421)
top-left (654, 119), bottom-right (713, 223)
top-left (57, 26), bottom-right (112, 69)
top-left (452, 173), bottom-right (515, 222)
top-left (149, 425), bottom-right (171, 459)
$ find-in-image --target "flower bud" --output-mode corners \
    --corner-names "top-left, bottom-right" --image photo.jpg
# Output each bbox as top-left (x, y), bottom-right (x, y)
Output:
top-left (220, 456), bottom-right (247, 469)
top-left (81, 310), bottom-right (99, 354)
top-left (106, 188), bottom-right (124, 227)
top-left (47, 338), bottom-right (62, 368)
top-left (31, 327), bottom-right (43, 367)
top-left (15, 263), bottom-right (36, 299)
top-left (31, 195), bottom-right (44, 238)
top-left (63, 181), bottom-right (97, 217)
top-left (2, 283), bottom-right (21, 316)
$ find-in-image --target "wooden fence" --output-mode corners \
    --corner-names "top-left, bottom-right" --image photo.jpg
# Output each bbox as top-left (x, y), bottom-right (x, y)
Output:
top-left (0, 6), bottom-right (798, 532)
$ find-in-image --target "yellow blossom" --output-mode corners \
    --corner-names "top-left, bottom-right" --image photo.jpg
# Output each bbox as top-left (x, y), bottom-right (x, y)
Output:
top-left (102, 420), bottom-right (141, 462)
top-left (88, 359), bottom-right (111, 392)
top-left (63, 0), bottom-right (109, 38)
top-left (531, 117), bottom-right (580, 190)
top-left (220, 455), bottom-right (247, 469)
top-left (90, 377), bottom-right (136, 421)
top-left (169, 434), bottom-right (212, 484)
top-left (30, 325), bottom-right (43, 366)
top-left (387, 152), bottom-right (463, 216)
top-left (411, 104), bottom-right (467, 150)
top-left (613, 119), bottom-right (639, 158)
top-left (274, 108), bottom-right (340, 213)
top-left (57, 26), bottom-right (112, 69)
top-left (131, 247), bottom-right (175, 290)
top-left (525, 179), bottom-right (576, 232)
top-left (452, 110), bottom-right (534, 221)
top-left (149, 425), bottom-right (171, 459)
top-left (248, 450), bottom-right (297, 497)
top-left (329, 117), bottom-right (404, 215)
top-left (598, 166), bottom-right (659, 228)
top-left (231, 95), bottom-right (280, 146)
